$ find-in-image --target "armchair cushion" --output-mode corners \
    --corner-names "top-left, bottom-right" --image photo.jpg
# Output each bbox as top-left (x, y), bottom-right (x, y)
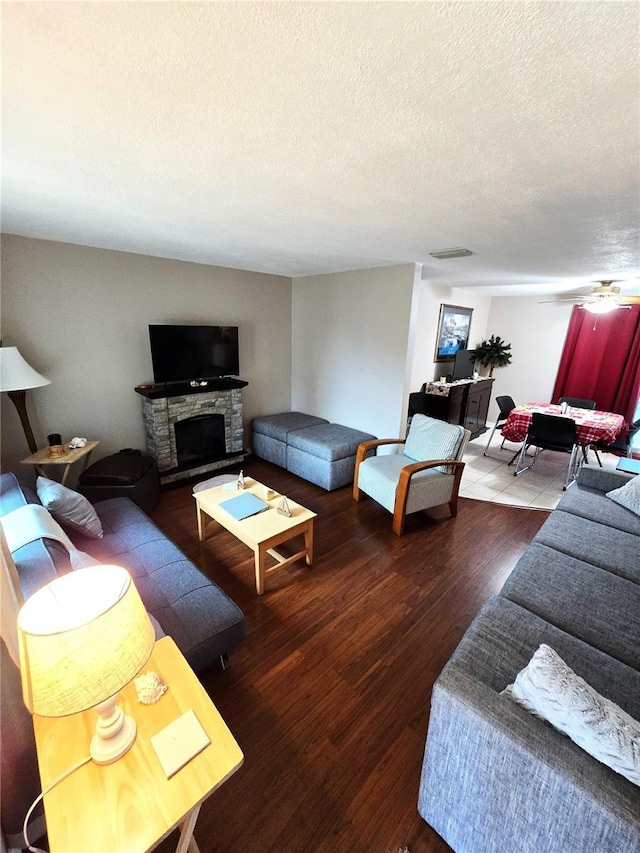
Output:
top-left (404, 415), bottom-right (466, 463)
top-left (357, 454), bottom-right (457, 515)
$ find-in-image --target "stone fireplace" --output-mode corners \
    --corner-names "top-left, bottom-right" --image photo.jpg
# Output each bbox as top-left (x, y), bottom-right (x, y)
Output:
top-left (136, 381), bottom-right (247, 485)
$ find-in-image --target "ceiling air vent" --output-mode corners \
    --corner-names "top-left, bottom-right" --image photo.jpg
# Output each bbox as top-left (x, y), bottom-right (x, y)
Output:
top-left (429, 248), bottom-right (473, 259)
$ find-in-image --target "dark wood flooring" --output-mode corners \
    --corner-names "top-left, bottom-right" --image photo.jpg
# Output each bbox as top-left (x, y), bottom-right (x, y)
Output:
top-left (153, 458), bottom-right (547, 853)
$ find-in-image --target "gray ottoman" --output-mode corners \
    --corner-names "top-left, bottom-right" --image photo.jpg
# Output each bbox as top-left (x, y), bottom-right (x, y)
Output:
top-left (287, 422), bottom-right (377, 491)
top-left (252, 412), bottom-right (329, 468)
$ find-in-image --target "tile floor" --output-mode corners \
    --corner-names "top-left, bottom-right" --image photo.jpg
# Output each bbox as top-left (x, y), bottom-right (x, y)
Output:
top-left (461, 427), bottom-right (621, 510)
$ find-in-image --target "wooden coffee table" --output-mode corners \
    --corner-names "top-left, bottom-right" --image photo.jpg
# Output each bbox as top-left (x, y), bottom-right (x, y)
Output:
top-left (194, 476), bottom-right (316, 594)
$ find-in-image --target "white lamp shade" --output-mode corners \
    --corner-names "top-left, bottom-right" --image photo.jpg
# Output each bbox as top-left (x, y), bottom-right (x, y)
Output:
top-left (17, 565), bottom-right (155, 717)
top-left (0, 346), bottom-right (51, 392)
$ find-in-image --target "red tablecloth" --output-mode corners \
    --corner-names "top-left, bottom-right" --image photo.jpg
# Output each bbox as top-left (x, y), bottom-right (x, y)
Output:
top-left (501, 402), bottom-right (625, 445)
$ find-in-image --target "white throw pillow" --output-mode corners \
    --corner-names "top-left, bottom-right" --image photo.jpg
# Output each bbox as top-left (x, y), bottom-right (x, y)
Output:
top-left (503, 644), bottom-right (640, 787)
top-left (36, 476), bottom-right (103, 539)
top-left (606, 476), bottom-right (640, 517)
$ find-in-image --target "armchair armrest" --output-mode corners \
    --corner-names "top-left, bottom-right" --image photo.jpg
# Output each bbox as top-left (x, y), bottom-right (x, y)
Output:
top-left (353, 438), bottom-right (406, 502)
top-left (394, 459), bottom-right (465, 535)
top-left (355, 437), bottom-right (405, 464)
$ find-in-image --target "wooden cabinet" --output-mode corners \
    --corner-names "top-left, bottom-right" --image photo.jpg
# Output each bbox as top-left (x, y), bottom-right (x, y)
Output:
top-left (408, 378), bottom-right (494, 440)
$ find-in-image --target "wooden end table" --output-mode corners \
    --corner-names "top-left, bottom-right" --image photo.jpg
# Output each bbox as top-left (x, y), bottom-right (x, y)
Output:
top-left (194, 476), bottom-right (316, 595)
top-left (20, 440), bottom-right (99, 485)
top-left (32, 636), bottom-right (243, 853)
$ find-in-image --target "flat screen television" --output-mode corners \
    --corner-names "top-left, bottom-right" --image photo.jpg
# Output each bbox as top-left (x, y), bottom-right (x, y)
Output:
top-left (149, 325), bottom-right (239, 383)
top-left (451, 348), bottom-right (476, 381)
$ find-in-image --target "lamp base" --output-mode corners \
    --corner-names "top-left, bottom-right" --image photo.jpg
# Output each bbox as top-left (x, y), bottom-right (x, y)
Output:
top-left (90, 694), bottom-right (137, 765)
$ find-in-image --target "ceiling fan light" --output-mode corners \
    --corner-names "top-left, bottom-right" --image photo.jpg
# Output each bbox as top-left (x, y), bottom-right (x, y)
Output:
top-left (583, 301), bottom-right (618, 315)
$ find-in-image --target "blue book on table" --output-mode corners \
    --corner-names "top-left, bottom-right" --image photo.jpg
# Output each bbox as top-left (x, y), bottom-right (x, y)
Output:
top-left (219, 492), bottom-right (269, 521)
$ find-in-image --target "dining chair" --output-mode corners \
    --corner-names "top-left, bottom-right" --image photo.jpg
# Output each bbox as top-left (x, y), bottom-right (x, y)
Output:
top-left (353, 414), bottom-right (470, 536)
top-left (513, 413), bottom-right (580, 490)
top-left (558, 396), bottom-right (596, 410)
top-left (483, 395), bottom-right (517, 458)
top-left (558, 397), bottom-right (599, 464)
top-left (589, 417), bottom-right (640, 466)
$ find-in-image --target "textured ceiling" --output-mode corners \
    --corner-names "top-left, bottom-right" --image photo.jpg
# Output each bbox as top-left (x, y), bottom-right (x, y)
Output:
top-left (2, 2), bottom-right (639, 294)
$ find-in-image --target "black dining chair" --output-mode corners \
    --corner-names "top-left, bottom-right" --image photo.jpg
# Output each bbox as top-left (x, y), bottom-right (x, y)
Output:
top-left (514, 413), bottom-right (580, 490)
top-left (558, 397), bottom-right (599, 463)
top-left (558, 396), bottom-right (596, 410)
top-left (483, 395), bottom-right (517, 457)
top-left (589, 417), bottom-right (640, 466)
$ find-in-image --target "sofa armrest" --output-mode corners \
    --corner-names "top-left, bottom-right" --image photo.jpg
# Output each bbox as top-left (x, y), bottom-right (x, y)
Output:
top-left (577, 463), bottom-right (633, 493)
top-left (418, 596), bottom-right (640, 853)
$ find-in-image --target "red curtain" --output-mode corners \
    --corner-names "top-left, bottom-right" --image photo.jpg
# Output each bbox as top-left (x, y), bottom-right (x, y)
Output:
top-left (551, 305), bottom-right (640, 424)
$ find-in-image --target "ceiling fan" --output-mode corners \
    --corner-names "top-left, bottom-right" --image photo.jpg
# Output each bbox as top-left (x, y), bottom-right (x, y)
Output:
top-left (541, 281), bottom-right (640, 314)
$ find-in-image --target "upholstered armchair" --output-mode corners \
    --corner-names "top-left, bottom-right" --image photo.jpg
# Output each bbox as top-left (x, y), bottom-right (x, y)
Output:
top-left (353, 414), bottom-right (470, 535)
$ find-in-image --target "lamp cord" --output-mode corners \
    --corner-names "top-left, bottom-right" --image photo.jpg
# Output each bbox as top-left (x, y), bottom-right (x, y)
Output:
top-left (23, 755), bottom-right (92, 853)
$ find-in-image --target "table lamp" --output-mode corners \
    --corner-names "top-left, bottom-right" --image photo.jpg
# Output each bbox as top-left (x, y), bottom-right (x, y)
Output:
top-left (0, 346), bottom-right (51, 453)
top-left (17, 565), bottom-right (155, 764)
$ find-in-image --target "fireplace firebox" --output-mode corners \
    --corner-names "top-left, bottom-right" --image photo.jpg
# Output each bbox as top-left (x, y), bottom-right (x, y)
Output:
top-left (175, 413), bottom-right (226, 468)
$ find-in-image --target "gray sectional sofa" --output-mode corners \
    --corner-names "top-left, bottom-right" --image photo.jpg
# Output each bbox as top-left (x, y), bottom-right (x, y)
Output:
top-left (418, 463), bottom-right (640, 852)
top-left (252, 411), bottom-right (376, 490)
top-left (0, 471), bottom-right (245, 850)
top-left (0, 471), bottom-right (245, 672)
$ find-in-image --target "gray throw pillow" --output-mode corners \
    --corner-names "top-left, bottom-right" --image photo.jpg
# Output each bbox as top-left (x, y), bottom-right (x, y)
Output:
top-left (503, 644), bottom-right (640, 787)
top-left (36, 476), bottom-right (103, 539)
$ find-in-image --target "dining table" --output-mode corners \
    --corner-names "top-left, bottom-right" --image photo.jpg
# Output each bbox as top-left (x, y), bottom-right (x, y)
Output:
top-left (501, 402), bottom-right (625, 447)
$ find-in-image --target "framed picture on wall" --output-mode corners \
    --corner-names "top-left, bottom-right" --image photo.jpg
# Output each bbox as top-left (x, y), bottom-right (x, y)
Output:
top-left (434, 304), bottom-right (473, 362)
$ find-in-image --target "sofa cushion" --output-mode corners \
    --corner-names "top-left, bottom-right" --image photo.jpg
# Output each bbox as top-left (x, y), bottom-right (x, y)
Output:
top-left (501, 542), bottom-right (640, 668)
top-left (70, 497), bottom-right (245, 670)
top-left (533, 510), bottom-right (640, 582)
top-left (557, 484), bottom-right (640, 536)
top-left (505, 643), bottom-right (640, 787)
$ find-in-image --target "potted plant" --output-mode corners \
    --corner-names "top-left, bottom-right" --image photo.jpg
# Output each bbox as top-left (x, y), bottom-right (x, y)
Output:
top-left (472, 335), bottom-right (512, 377)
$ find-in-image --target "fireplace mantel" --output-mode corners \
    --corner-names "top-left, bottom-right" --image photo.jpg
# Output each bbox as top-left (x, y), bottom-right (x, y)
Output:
top-left (137, 383), bottom-right (247, 485)
top-left (135, 378), bottom-right (248, 399)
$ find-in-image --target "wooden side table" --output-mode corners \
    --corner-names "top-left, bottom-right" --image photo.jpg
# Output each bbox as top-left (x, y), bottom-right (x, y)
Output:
top-left (32, 636), bottom-right (243, 853)
top-left (20, 440), bottom-right (99, 485)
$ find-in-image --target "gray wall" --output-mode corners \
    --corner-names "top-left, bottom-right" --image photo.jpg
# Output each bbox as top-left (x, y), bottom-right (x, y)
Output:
top-left (1, 235), bottom-right (292, 482)
top-left (291, 265), bottom-right (415, 441)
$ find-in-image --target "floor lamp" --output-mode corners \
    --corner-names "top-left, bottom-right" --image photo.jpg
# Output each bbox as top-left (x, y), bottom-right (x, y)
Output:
top-left (0, 346), bottom-right (51, 453)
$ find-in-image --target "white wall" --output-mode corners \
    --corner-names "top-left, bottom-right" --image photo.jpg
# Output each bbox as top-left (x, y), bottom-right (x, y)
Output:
top-left (1, 236), bottom-right (292, 481)
top-left (484, 295), bottom-right (573, 422)
top-left (406, 279), bottom-right (574, 427)
top-left (291, 265), bottom-right (415, 440)
top-left (1, 235), bottom-right (577, 483)
top-left (406, 268), bottom-right (492, 393)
